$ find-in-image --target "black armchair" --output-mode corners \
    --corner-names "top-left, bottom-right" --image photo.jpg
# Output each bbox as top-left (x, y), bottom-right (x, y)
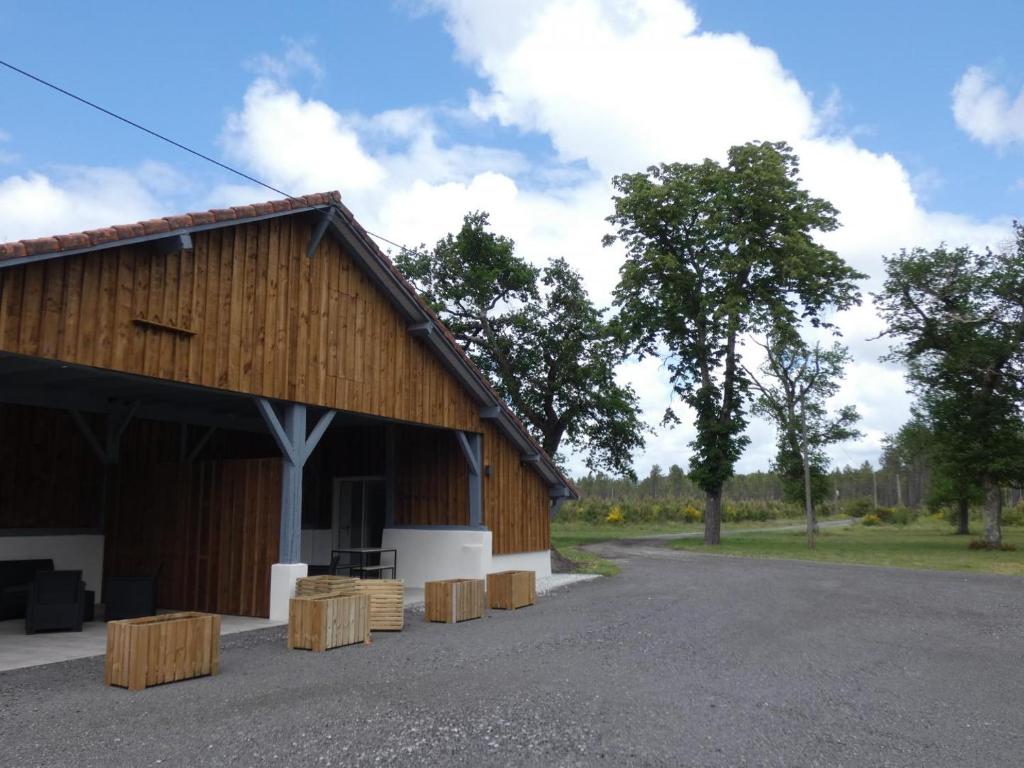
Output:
top-left (25, 570), bottom-right (85, 634)
top-left (103, 570), bottom-right (159, 621)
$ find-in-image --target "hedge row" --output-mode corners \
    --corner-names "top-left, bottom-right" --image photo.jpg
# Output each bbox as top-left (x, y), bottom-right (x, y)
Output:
top-left (556, 498), bottom-right (805, 524)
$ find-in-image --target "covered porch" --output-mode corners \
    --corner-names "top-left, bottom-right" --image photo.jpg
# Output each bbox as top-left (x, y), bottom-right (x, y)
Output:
top-left (0, 352), bottom-right (498, 628)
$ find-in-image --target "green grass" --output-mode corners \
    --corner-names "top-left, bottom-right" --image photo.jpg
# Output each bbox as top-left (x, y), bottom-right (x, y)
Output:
top-left (551, 519), bottom-right (805, 576)
top-left (669, 519), bottom-right (1024, 576)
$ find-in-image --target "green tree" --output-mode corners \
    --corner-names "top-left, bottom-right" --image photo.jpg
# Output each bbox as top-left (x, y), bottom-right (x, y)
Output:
top-left (744, 333), bottom-right (861, 547)
top-left (875, 234), bottom-right (1024, 548)
top-left (884, 415), bottom-right (983, 534)
top-left (667, 464), bottom-right (688, 498)
top-left (397, 212), bottom-right (647, 478)
top-left (606, 141), bottom-right (864, 544)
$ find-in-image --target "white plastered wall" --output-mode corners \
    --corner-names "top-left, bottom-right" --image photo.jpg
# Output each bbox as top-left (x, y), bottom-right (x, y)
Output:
top-left (269, 529), bottom-right (552, 611)
top-left (491, 548), bottom-right (552, 578)
top-left (381, 528), bottom-right (551, 587)
top-left (0, 535), bottom-right (105, 593)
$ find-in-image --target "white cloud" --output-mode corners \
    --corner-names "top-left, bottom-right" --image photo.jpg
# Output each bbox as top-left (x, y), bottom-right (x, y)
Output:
top-left (221, 78), bottom-right (386, 194)
top-left (0, 2), bottom-right (1014, 481)
top-left (247, 39), bottom-right (324, 83)
top-left (953, 65), bottom-right (1024, 147)
top-left (0, 164), bottom-right (182, 243)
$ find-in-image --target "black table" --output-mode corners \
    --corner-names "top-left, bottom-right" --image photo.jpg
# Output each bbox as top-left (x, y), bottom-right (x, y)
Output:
top-left (330, 548), bottom-right (397, 579)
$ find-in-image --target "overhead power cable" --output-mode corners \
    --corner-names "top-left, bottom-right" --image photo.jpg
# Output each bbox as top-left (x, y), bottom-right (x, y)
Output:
top-left (0, 58), bottom-right (417, 254)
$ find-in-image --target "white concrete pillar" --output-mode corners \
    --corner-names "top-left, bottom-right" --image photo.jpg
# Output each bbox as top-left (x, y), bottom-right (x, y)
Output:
top-left (269, 562), bottom-right (308, 621)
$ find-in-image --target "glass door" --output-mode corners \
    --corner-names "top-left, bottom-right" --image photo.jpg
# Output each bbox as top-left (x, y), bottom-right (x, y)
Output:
top-left (331, 477), bottom-right (386, 570)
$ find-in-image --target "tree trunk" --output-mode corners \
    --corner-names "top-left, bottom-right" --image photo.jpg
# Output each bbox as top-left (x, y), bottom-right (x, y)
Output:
top-left (895, 473), bottom-right (903, 507)
top-left (704, 489), bottom-right (722, 546)
top-left (800, 415), bottom-right (815, 549)
top-left (982, 480), bottom-right (1003, 549)
top-left (955, 498), bottom-right (970, 535)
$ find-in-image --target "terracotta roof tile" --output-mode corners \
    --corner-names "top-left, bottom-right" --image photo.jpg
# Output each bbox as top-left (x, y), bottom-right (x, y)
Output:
top-left (164, 214), bottom-right (193, 229)
top-left (0, 191), bottom-right (338, 263)
top-left (139, 219), bottom-right (172, 235)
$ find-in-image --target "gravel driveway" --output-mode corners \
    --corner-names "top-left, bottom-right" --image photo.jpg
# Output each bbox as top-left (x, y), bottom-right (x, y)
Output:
top-left (3, 543), bottom-right (1023, 767)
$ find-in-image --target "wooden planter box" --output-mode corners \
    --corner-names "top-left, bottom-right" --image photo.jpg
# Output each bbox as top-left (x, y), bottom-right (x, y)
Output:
top-left (424, 578), bottom-right (485, 624)
top-left (295, 575), bottom-right (358, 597)
top-left (104, 612), bottom-right (220, 691)
top-left (287, 593), bottom-right (370, 652)
top-left (487, 570), bottom-right (536, 610)
top-left (354, 579), bottom-right (405, 631)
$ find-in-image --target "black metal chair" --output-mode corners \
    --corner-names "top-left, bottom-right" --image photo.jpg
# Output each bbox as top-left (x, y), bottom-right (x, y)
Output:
top-left (25, 570), bottom-right (85, 634)
top-left (103, 570), bottom-right (159, 621)
top-left (0, 559), bottom-right (55, 620)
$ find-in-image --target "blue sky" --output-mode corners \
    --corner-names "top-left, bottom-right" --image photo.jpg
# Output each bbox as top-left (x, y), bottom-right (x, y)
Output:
top-left (1, 0), bottom-right (1022, 477)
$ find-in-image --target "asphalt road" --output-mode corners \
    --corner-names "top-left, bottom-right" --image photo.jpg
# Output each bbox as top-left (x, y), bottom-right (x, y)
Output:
top-left (3, 541), bottom-right (1023, 767)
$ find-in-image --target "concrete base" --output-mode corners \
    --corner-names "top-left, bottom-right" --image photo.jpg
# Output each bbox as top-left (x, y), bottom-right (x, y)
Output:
top-left (492, 549), bottom-right (552, 578)
top-left (269, 562), bottom-right (308, 622)
top-left (381, 528), bottom-right (552, 587)
top-left (381, 528), bottom-right (492, 588)
top-left (0, 534), bottom-right (105, 593)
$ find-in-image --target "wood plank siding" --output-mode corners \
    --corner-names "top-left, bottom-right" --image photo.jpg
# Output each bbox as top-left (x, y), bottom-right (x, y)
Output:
top-left (0, 406), bottom-right (103, 529)
top-left (395, 427), bottom-right (470, 526)
top-left (0, 217), bottom-right (479, 430)
top-left (483, 421), bottom-right (551, 554)
top-left (0, 213), bottom-right (557, 555)
top-left (106, 458), bottom-right (281, 618)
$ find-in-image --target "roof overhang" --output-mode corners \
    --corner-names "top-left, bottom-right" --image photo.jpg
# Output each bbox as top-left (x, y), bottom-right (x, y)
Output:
top-left (0, 197), bottom-right (578, 499)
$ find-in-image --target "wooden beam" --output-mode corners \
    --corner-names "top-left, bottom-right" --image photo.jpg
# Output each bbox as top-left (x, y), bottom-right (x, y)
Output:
top-left (156, 232), bottom-right (193, 256)
top-left (480, 405), bottom-right (501, 419)
top-left (455, 431), bottom-right (483, 528)
top-left (303, 409), bottom-right (336, 462)
top-left (69, 410), bottom-right (111, 464)
top-left (69, 401), bottom-right (137, 464)
top-left (306, 211), bottom-right (332, 259)
top-left (255, 399), bottom-right (333, 563)
top-left (407, 321), bottom-right (434, 338)
top-left (185, 425), bottom-right (217, 463)
top-left (255, 398), bottom-right (298, 466)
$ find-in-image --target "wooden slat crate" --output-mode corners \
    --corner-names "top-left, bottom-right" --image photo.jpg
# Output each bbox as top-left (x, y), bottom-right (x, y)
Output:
top-left (424, 578), bottom-right (485, 624)
top-left (354, 579), bottom-right (405, 631)
top-left (287, 593), bottom-right (371, 652)
top-left (487, 570), bottom-right (536, 610)
top-left (295, 575), bottom-right (358, 597)
top-left (104, 612), bottom-right (220, 691)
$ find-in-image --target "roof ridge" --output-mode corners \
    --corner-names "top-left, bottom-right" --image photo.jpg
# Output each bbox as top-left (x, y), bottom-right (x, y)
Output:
top-left (0, 191), bottom-right (341, 262)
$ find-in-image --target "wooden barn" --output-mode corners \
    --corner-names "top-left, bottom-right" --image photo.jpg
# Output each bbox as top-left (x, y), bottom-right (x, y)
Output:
top-left (0, 191), bottom-right (575, 620)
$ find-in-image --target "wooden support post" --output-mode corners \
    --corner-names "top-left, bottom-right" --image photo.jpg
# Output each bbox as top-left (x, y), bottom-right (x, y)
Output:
top-left (69, 400), bottom-right (139, 465)
top-left (455, 431), bottom-right (483, 528)
top-left (384, 424), bottom-right (397, 528)
top-left (281, 403), bottom-right (306, 564)
top-left (549, 486), bottom-right (571, 520)
top-left (256, 399), bottom-right (336, 564)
